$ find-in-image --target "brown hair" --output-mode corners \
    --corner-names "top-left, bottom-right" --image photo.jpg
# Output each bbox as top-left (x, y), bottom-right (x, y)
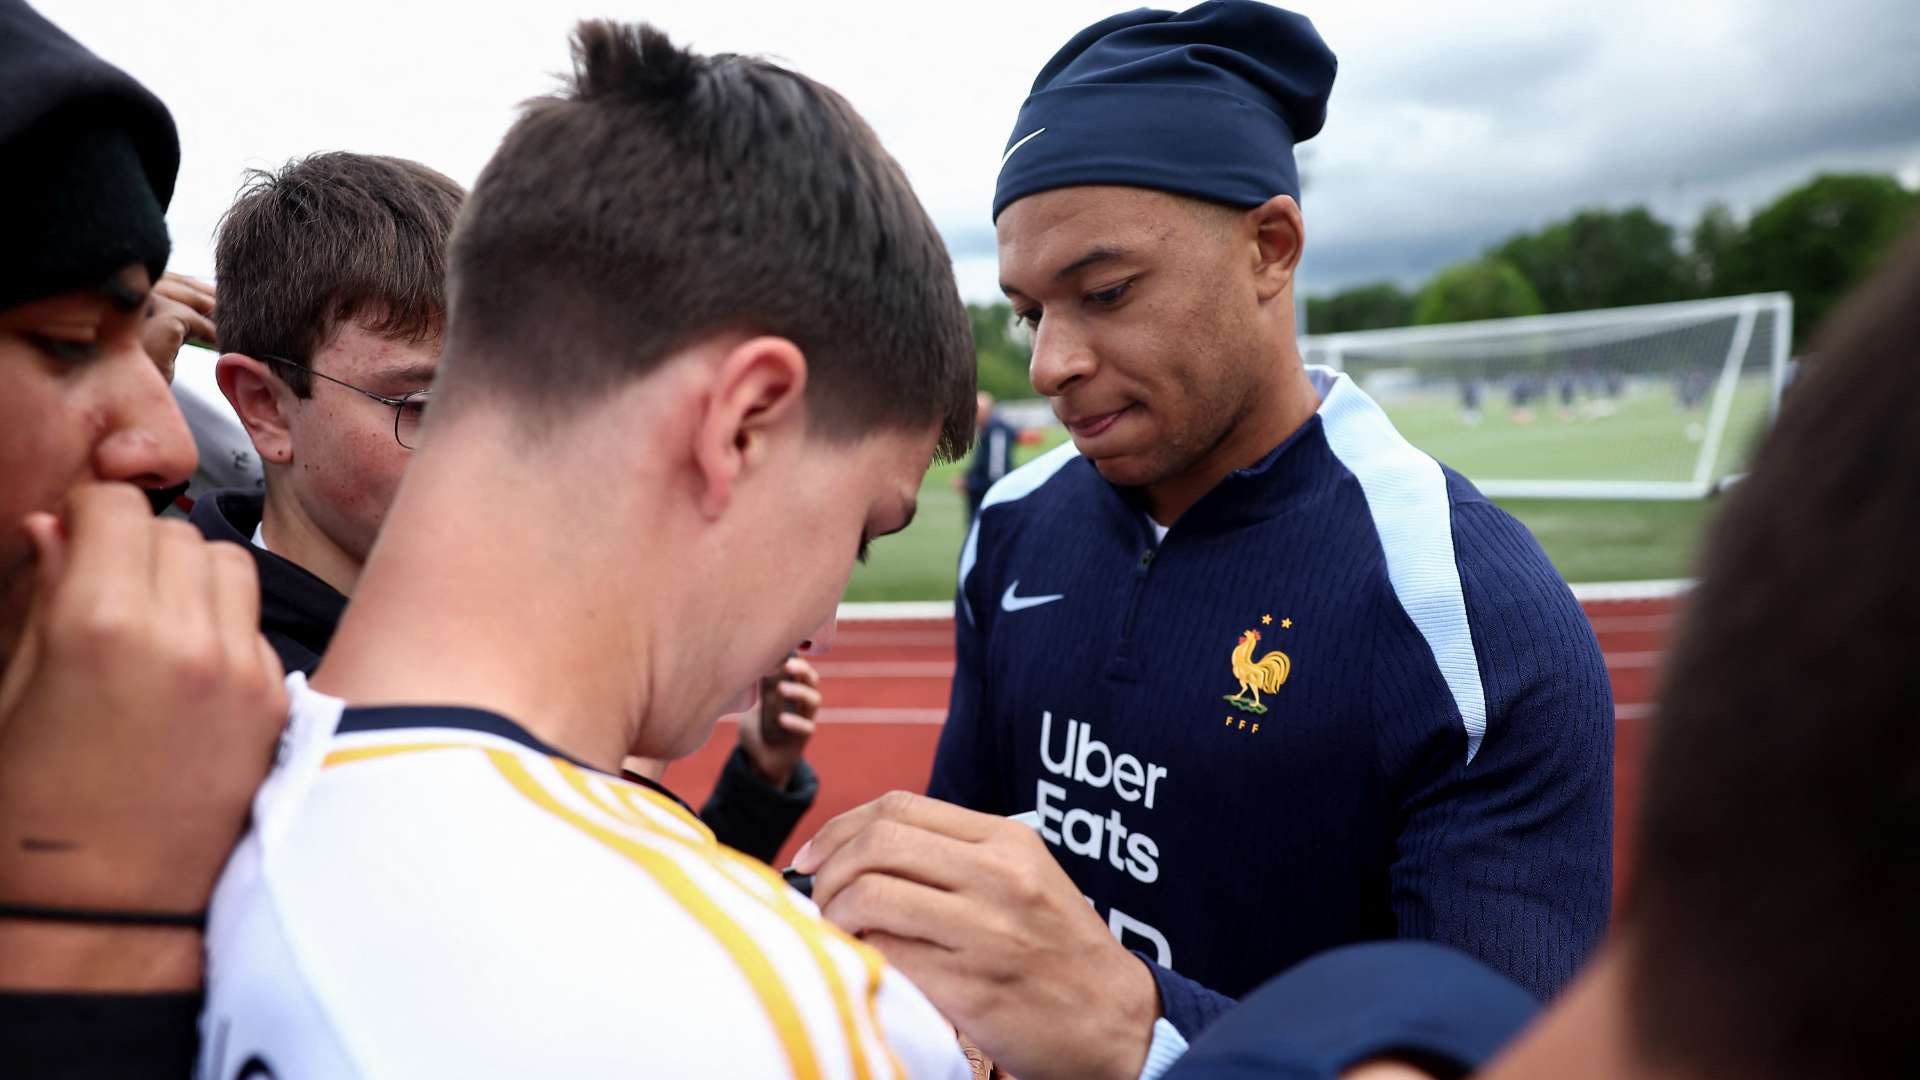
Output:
top-left (214, 152), bottom-right (465, 396)
top-left (1625, 226), bottom-right (1920, 1076)
top-left (438, 21), bottom-right (975, 459)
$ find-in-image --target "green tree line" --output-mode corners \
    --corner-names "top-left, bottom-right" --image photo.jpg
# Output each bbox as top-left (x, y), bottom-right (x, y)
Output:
top-left (1306, 172), bottom-right (1917, 342)
top-left (970, 302), bottom-right (1038, 400)
top-left (969, 172), bottom-right (1916, 394)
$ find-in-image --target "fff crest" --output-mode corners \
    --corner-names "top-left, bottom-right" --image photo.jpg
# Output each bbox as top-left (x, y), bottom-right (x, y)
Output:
top-left (1223, 615), bottom-right (1291, 719)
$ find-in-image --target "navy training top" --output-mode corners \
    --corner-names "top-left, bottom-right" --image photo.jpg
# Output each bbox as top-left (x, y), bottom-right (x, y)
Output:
top-left (929, 368), bottom-right (1612, 1040)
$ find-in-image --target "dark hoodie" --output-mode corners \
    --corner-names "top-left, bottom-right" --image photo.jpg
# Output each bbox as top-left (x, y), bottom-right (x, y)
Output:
top-left (190, 488), bottom-right (817, 862)
top-left (189, 490), bottom-right (344, 673)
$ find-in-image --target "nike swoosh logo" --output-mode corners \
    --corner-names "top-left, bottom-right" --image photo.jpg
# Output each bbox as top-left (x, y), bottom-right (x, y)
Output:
top-left (1001, 581), bottom-right (1065, 613)
top-left (1000, 127), bottom-right (1047, 169)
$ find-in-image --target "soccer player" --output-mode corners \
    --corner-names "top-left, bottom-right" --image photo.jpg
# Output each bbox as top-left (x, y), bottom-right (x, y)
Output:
top-left (962, 391), bottom-right (1019, 520)
top-left (797, 2), bottom-right (1610, 1073)
top-left (199, 151), bottom-right (822, 861)
top-left (201, 21), bottom-right (977, 1078)
top-left (0, 0), bottom-right (287, 1071)
top-left (1164, 226), bottom-right (1920, 1080)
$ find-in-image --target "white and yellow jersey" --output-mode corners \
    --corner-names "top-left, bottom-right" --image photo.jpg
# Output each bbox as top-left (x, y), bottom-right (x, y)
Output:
top-left (200, 674), bottom-right (969, 1080)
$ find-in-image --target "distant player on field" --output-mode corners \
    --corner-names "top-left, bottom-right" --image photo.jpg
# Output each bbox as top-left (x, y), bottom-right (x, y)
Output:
top-left (201, 22), bottom-right (977, 1078)
top-left (963, 391), bottom-right (1019, 520)
top-left (796, 4), bottom-right (1612, 1075)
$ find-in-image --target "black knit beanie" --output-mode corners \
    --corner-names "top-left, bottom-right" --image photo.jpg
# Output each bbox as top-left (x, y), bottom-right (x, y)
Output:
top-left (0, 0), bottom-right (179, 311)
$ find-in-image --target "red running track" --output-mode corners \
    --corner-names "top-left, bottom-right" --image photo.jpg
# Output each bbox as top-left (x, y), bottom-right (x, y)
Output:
top-left (665, 597), bottom-right (1676, 901)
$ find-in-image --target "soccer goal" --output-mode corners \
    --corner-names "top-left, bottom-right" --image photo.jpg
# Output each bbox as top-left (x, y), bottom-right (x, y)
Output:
top-left (1301, 293), bottom-right (1794, 500)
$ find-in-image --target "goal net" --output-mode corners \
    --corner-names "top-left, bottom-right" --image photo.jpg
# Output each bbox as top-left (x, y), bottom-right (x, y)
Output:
top-left (1301, 293), bottom-right (1793, 500)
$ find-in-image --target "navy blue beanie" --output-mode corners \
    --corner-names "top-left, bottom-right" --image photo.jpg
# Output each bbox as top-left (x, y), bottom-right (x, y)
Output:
top-left (992, 0), bottom-right (1335, 221)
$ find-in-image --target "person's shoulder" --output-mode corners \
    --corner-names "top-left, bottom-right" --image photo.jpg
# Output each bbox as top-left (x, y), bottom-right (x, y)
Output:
top-left (1308, 376), bottom-right (1484, 613)
top-left (978, 438), bottom-right (1086, 518)
top-left (1438, 467), bottom-right (1587, 625)
top-left (960, 441), bottom-right (1094, 611)
top-left (216, 730), bottom-right (965, 1076)
top-left (1163, 942), bottom-right (1540, 1080)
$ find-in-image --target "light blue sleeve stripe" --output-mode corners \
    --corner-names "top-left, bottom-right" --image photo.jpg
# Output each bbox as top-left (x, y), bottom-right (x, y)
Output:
top-left (1136, 1017), bottom-right (1189, 1080)
top-left (956, 440), bottom-right (1081, 625)
top-left (1313, 367), bottom-right (1489, 764)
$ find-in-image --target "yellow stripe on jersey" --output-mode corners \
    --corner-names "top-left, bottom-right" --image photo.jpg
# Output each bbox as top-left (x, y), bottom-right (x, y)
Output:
top-left (486, 750), bottom-right (823, 1080)
top-left (856, 943), bottom-right (909, 1080)
top-left (323, 741), bottom-right (469, 769)
top-left (557, 763), bottom-right (891, 1080)
top-left (608, 779), bottom-right (905, 1080)
top-left (619, 773), bottom-right (711, 836)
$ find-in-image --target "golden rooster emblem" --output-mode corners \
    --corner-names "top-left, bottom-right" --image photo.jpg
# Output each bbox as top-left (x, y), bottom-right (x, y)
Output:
top-left (1224, 628), bottom-right (1290, 715)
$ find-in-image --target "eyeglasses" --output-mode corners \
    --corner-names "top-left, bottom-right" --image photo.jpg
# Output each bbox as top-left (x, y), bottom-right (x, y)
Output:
top-left (258, 354), bottom-right (432, 450)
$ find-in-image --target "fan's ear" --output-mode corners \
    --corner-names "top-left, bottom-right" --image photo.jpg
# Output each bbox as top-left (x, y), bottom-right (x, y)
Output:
top-left (217, 353), bottom-right (295, 465)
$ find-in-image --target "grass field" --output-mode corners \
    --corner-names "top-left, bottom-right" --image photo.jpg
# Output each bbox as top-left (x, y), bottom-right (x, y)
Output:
top-left (1381, 375), bottom-right (1772, 484)
top-left (843, 384), bottom-right (1763, 602)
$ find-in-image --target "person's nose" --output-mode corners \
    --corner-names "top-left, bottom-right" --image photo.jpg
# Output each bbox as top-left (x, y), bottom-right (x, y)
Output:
top-left (92, 344), bottom-right (197, 492)
top-left (1027, 318), bottom-right (1096, 399)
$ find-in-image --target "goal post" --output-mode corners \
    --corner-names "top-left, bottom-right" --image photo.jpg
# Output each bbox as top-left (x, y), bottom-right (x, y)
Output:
top-left (1301, 293), bottom-right (1794, 500)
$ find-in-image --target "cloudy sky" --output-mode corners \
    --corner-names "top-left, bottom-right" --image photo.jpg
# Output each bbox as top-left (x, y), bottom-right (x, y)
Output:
top-left (40, 0), bottom-right (1920, 302)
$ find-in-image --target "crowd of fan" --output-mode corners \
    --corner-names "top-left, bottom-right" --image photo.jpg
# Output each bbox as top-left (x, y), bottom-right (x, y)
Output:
top-left (2, 0), bottom-right (1915, 1077)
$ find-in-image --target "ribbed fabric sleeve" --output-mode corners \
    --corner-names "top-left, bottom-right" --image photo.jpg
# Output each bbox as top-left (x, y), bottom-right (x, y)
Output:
top-left (1141, 956), bottom-right (1239, 1040)
top-left (1377, 492), bottom-right (1613, 1000)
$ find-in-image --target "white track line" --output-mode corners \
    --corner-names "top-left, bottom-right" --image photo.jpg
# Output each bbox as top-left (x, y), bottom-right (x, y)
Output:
top-left (1603, 651), bottom-right (1667, 670)
top-left (1567, 579), bottom-right (1693, 603)
top-left (836, 601), bottom-right (954, 622)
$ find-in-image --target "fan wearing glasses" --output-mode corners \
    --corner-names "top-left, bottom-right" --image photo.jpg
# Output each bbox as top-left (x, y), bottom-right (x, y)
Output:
top-left (194, 151), bottom-right (461, 674)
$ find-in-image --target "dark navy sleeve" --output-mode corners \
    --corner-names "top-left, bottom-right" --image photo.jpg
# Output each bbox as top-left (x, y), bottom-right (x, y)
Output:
top-left (1159, 942), bottom-right (1540, 1080)
top-left (1141, 956), bottom-right (1239, 1042)
top-left (1380, 500), bottom-right (1613, 1000)
top-left (927, 562), bottom-right (1011, 813)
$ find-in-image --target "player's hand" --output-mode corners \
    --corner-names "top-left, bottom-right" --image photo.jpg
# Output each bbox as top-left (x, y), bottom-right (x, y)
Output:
top-left (737, 654), bottom-right (820, 788)
top-left (140, 272), bottom-right (217, 383)
top-left (793, 792), bottom-right (1158, 1080)
top-left (0, 484), bottom-right (287, 987)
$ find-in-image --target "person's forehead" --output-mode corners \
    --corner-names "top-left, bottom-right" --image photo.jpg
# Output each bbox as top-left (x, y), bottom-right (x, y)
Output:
top-left (996, 187), bottom-right (1197, 272)
top-left (313, 320), bottom-right (441, 379)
